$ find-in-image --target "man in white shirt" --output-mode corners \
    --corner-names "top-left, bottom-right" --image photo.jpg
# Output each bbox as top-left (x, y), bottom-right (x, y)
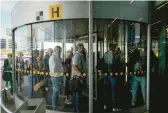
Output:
top-left (49, 46), bottom-right (63, 110)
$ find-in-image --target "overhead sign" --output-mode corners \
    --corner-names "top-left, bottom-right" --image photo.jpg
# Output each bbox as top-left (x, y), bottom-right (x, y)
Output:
top-left (49, 4), bottom-right (62, 20)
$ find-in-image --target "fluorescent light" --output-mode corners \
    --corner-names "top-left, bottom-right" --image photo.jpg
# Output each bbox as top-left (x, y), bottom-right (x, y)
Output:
top-left (111, 17), bottom-right (117, 24)
top-left (156, 2), bottom-right (168, 10)
top-left (138, 17), bottom-right (143, 21)
top-left (130, 0), bottom-right (133, 3)
top-left (151, 20), bottom-right (162, 26)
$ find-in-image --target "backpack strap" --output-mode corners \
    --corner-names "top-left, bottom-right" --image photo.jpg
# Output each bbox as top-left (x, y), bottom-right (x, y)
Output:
top-left (73, 53), bottom-right (84, 73)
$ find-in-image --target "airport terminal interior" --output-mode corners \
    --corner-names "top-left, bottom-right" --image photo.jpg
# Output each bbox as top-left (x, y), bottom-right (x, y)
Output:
top-left (1, 1), bottom-right (168, 113)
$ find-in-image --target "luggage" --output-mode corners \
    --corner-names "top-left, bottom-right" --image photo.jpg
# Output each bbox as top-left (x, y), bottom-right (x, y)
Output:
top-left (33, 81), bottom-right (44, 91)
top-left (69, 77), bottom-right (86, 93)
top-left (2, 89), bottom-right (8, 103)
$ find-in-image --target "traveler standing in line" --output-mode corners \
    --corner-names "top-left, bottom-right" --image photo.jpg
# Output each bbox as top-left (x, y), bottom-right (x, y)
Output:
top-left (43, 48), bottom-right (53, 91)
top-left (64, 50), bottom-right (73, 104)
top-left (28, 50), bottom-right (39, 98)
top-left (71, 43), bottom-right (86, 112)
top-left (16, 52), bottom-right (24, 88)
top-left (49, 46), bottom-right (63, 110)
top-left (103, 44), bottom-right (121, 112)
top-left (3, 53), bottom-right (13, 98)
top-left (129, 48), bottom-right (146, 106)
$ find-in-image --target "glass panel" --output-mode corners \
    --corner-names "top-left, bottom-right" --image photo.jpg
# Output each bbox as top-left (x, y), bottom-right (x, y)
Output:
top-left (12, 20), bottom-right (90, 111)
top-left (15, 25), bottom-right (31, 96)
top-left (95, 19), bottom-right (148, 112)
top-left (127, 22), bottom-right (147, 106)
top-left (31, 22), bottom-right (55, 103)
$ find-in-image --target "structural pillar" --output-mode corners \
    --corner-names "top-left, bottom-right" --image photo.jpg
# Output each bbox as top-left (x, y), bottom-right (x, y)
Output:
top-left (89, 1), bottom-right (93, 113)
top-left (147, 24), bottom-right (151, 111)
top-left (124, 22), bottom-right (128, 82)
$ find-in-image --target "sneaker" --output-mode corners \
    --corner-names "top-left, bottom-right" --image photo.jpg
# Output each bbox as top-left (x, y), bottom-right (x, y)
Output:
top-left (45, 87), bottom-right (48, 91)
top-left (112, 108), bottom-right (117, 112)
top-left (116, 108), bottom-right (122, 111)
top-left (5, 87), bottom-right (8, 90)
top-left (67, 100), bottom-right (72, 104)
top-left (132, 102), bottom-right (135, 106)
top-left (11, 95), bottom-right (14, 99)
top-left (104, 105), bottom-right (107, 110)
top-left (65, 99), bottom-right (69, 104)
top-left (52, 106), bottom-right (58, 111)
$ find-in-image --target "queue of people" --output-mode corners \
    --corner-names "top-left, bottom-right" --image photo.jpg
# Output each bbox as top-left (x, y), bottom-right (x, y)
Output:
top-left (26, 43), bottom-right (87, 112)
top-left (1, 42), bottom-right (157, 112)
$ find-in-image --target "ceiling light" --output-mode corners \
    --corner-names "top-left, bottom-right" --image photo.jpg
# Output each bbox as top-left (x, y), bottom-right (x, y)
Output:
top-left (138, 17), bottom-right (143, 21)
top-left (112, 17), bottom-right (117, 24)
top-left (130, 0), bottom-right (133, 3)
top-left (156, 2), bottom-right (168, 10)
top-left (151, 20), bottom-right (162, 26)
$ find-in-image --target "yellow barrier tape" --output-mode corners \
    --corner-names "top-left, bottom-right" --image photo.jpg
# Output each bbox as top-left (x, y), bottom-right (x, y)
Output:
top-left (46, 72), bottom-right (48, 75)
top-left (60, 73), bottom-right (63, 76)
top-left (16, 69), bottom-right (146, 79)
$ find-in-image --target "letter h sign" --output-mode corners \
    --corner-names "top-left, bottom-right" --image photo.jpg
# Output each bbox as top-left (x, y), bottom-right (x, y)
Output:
top-left (49, 5), bottom-right (62, 20)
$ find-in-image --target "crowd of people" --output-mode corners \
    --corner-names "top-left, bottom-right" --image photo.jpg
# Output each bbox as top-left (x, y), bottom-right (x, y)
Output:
top-left (1, 42), bottom-right (158, 112)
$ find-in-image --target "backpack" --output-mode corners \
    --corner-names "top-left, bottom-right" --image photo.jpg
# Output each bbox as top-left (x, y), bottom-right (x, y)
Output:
top-left (2, 59), bottom-right (9, 81)
top-left (69, 53), bottom-right (86, 92)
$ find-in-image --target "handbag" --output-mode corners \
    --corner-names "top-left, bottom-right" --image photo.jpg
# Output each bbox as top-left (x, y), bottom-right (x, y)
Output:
top-left (2, 89), bottom-right (8, 103)
top-left (70, 53), bottom-right (86, 92)
top-left (2, 69), bottom-right (7, 81)
top-left (33, 81), bottom-right (44, 91)
top-left (69, 76), bottom-right (86, 92)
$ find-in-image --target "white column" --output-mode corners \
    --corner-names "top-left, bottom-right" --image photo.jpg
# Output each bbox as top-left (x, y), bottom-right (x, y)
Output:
top-left (147, 24), bottom-right (151, 111)
top-left (89, 1), bottom-right (93, 113)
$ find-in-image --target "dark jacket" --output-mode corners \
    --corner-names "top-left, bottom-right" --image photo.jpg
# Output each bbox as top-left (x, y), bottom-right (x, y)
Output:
top-left (43, 54), bottom-right (50, 72)
top-left (3, 59), bottom-right (12, 81)
top-left (64, 58), bottom-right (71, 74)
top-left (128, 49), bottom-right (146, 76)
top-left (97, 52), bottom-right (121, 74)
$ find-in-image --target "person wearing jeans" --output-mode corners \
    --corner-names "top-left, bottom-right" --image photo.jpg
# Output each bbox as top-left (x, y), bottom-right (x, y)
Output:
top-left (108, 76), bottom-right (117, 108)
top-left (129, 48), bottom-right (146, 106)
top-left (103, 44), bottom-right (121, 112)
top-left (132, 76), bottom-right (146, 106)
top-left (27, 50), bottom-right (39, 98)
top-left (51, 76), bottom-right (62, 109)
top-left (28, 75), bottom-right (38, 98)
top-left (71, 43), bottom-right (86, 112)
top-left (72, 91), bottom-right (79, 112)
top-left (49, 46), bottom-right (63, 110)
